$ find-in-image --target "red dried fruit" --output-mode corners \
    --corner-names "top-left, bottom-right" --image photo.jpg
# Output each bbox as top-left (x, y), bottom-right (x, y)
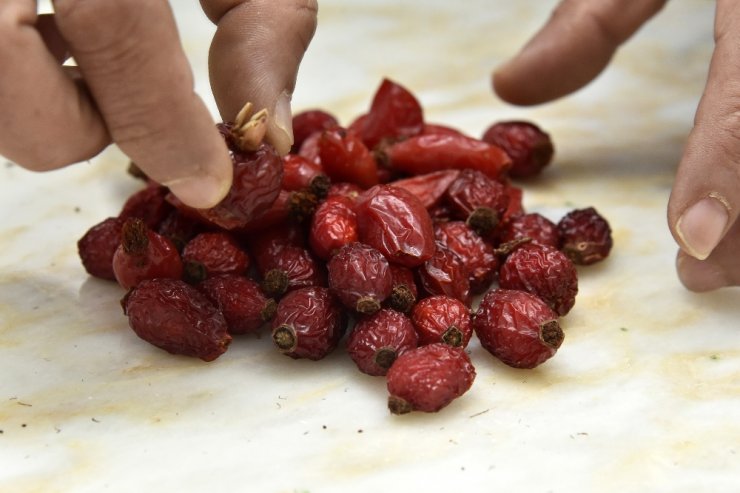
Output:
top-left (122, 278), bottom-right (231, 362)
top-left (482, 120), bottom-right (554, 178)
top-left (379, 133), bottom-right (512, 180)
top-left (411, 295), bottom-right (472, 348)
top-left (434, 221), bottom-right (498, 294)
top-left (327, 242), bottom-right (392, 315)
top-left (309, 194), bottom-right (359, 260)
top-left (421, 123), bottom-right (467, 137)
top-left (472, 288), bottom-right (564, 369)
top-left (385, 264), bottom-right (418, 313)
top-left (258, 245), bottom-right (326, 299)
top-left (386, 343), bottom-right (476, 414)
top-left (499, 212), bottom-right (560, 249)
top-left (198, 274), bottom-right (276, 335)
top-left (444, 169), bottom-right (509, 238)
top-left (246, 221), bottom-right (307, 269)
top-left (502, 185), bottom-right (525, 223)
top-left (290, 109), bottom-right (339, 154)
top-left (181, 232), bottom-right (250, 282)
top-left (499, 243), bottom-right (578, 316)
top-left (119, 183), bottom-right (172, 230)
top-left (390, 169), bottom-right (461, 209)
top-left (112, 218), bottom-right (183, 290)
top-left (297, 130), bottom-right (322, 166)
top-left (327, 182), bottom-right (363, 203)
top-left (78, 216), bottom-right (125, 281)
top-left (318, 127), bottom-right (379, 189)
top-left (157, 209), bottom-right (203, 252)
top-left (355, 185), bottom-right (436, 268)
top-left (271, 286), bottom-right (346, 360)
top-left (282, 154), bottom-right (331, 198)
top-left (346, 309), bottom-right (418, 376)
top-left (417, 245), bottom-right (471, 306)
top-left (557, 207), bottom-right (613, 265)
top-left (360, 78), bottom-right (424, 149)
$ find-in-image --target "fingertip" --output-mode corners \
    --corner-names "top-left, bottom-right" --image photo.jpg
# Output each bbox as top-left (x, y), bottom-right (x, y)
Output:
top-left (163, 152), bottom-right (233, 209)
top-left (675, 251), bottom-right (733, 292)
top-left (265, 90), bottom-right (294, 155)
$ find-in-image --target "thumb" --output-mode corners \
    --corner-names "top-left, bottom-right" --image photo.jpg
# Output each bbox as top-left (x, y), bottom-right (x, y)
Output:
top-left (202, 0), bottom-right (318, 155)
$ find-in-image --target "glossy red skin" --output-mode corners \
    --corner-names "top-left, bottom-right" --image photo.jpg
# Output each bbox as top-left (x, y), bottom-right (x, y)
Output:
top-left (157, 209), bottom-right (203, 252)
top-left (482, 121), bottom-right (554, 178)
top-left (123, 278), bottom-right (231, 362)
top-left (416, 245), bottom-right (471, 307)
top-left (78, 216), bottom-right (124, 281)
top-left (271, 286), bottom-right (346, 360)
top-left (421, 123), bottom-right (467, 137)
top-left (282, 154), bottom-right (326, 192)
top-left (499, 213), bottom-right (560, 249)
top-left (112, 219), bottom-right (184, 290)
top-left (119, 183), bottom-right (173, 230)
top-left (381, 133), bottom-right (512, 180)
top-left (386, 343), bottom-right (475, 413)
top-left (309, 195), bottom-right (358, 260)
top-left (434, 221), bottom-right (498, 295)
top-left (444, 168), bottom-right (509, 221)
top-left (198, 274), bottom-right (275, 335)
top-left (390, 169), bottom-right (461, 209)
top-left (355, 185), bottom-right (436, 268)
top-left (327, 182), bottom-right (363, 203)
top-left (502, 185), bottom-right (525, 223)
top-left (257, 245), bottom-right (326, 293)
top-left (411, 295), bottom-right (472, 348)
top-left (388, 264), bottom-right (418, 300)
top-left (360, 78), bottom-right (424, 150)
top-left (246, 221), bottom-right (307, 269)
top-left (472, 288), bottom-right (563, 369)
top-left (318, 127), bottom-right (379, 189)
top-left (327, 243), bottom-right (392, 313)
top-left (182, 232), bottom-right (250, 278)
top-left (499, 243), bottom-right (578, 316)
top-left (290, 109), bottom-right (339, 154)
top-left (346, 309), bottom-right (418, 376)
top-left (297, 130), bottom-right (322, 166)
top-left (557, 207), bottom-right (613, 265)
top-left (169, 142), bottom-right (283, 230)
top-left (234, 189), bottom-right (291, 234)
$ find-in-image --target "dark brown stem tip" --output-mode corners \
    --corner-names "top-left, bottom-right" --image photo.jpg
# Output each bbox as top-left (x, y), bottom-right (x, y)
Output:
top-left (374, 347), bottom-right (398, 370)
top-left (309, 174), bottom-right (331, 200)
top-left (388, 395), bottom-right (413, 415)
top-left (289, 190), bottom-right (319, 222)
top-left (540, 320), bottom-right (564, 349)
top-left (261, 299), bottom-right (278, 322)
top-left (441, 326), bottom-right (463, 347)
top-left (466, 207), bottom-right (499, 237)
top-left (261, 269), bottom-right (289, 298)
top-left (356, 296), bottom-right (381, 315)
top-left (272, 325), bottom-right (297, 352)
top-left (121, 218), bottom-right (149, 255)
top-left (183, 261), bottom-right (207, 285)
top-left (388, 285), bottom-right (416, 313)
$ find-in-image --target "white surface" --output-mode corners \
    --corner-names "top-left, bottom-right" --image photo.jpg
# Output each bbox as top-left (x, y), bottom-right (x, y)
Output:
top-left (2, 1), bottom-right (739, 492)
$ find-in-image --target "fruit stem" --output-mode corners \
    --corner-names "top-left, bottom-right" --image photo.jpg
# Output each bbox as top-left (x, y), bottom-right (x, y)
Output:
top-left (272, 325), bottom-right (297, 352)
top-left (388, 396), bottom-right (413, 415)
top-left (540, 320), bottom-right (564, 349)
top-left (121, 218), bottom-right (149, 256)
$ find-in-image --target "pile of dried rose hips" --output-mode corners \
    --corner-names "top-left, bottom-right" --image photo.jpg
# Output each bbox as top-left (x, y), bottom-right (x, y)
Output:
top-left (77, 78), bottom-right (613, 415)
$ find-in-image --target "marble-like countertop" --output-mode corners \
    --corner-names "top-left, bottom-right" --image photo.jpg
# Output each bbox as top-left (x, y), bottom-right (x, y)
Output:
top-left (2, 1), bottom-right (738, 492)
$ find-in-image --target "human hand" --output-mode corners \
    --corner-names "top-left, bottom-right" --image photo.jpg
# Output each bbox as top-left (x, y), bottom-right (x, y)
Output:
top-left (493, 0), bottom-right (740, 292)
top-left (0, 0), bottom-right (317, 209)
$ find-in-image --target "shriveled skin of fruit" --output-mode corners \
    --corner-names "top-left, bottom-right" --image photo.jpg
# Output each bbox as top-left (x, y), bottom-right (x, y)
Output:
top-left (481, 121), bottom-right (554, 179)
top-left (499, 243), bottom-right (578, 316)
top-left (281, 154), bottom-right (328, 193)
top-left (78, 216), bottom-right (124, 281)
top-left (499, 212), bottom-right (560, 249)
top-left (417, 245), bottom-right (471, 307)
top-left (119, 183), bottom-right (173, 230)
top-left (327, 242), bottom-right (392, 314)
top-left (444, 169), bottom-right (510, 237)
top-left (411, 295), bottom-right (473, 348)
top-left (246, 221), bottom-right (307, 268)
top-left (558, 207), bottom-right (613, 265)
top-left (123, 278), bottom-right (231, 362)
top-left (290, 109), bottom-right (339, 154)
top-left (360, 78), bottom-right (424, 150)
top-left (318, 127), bottom-right (379, 189)
top-left (390, 169), bottom-right (461, 209)
top-left (355, 185), bottom-right (436, 268)
top-left (257, 245), bottom-right (327, 297)
top-left (386, 343), bottom-right (476, 414)
top-left (271, 287), bottom-right (346, 360)
top-left (346, 309), bottom-right (418, 376)
top-left (309, 195), bottom-right (359, 260)
top-left (434, 221), bottom-right (498, 295)
top-left (157, 209), bottom-right (203, 252)
top-left (198, 274), bottom-right (276, 335)
top-left (472, 288), bottom-right (563, 369)
top-left (384, 263), bottom-right (418, 313)
top-left (182, 232), bottom-right (250, 279)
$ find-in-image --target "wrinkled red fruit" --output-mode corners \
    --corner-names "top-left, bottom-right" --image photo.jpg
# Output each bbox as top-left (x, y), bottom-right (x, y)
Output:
top-left (290, 109), bottom-right (339, 154)
top-left (417, 245), bottom-right (471, 306)
top-left (112, 218), bottom-right (183, 290)
top-left (157, 209), bottom-right (203, 252)
top-left (434, 221), bottom-right (498, 294)
top-left (309, 194), bottom-right (358, 260)
top-left (411, 295), bottom-right (472, 348)
top-left (499, 243), bottom-right (578, 316)
top-left (386, 343), bottom-right (476, 414)
top-left (384, 264), bottom-right (418, 313)
top-left (271, 286), bottom-right (346, 360)
top-left (282, 154), bottom-right (330, 198)
top-left (327, 242), bottom-right (392, 315)
top-left (390, 169), bottom-right (461, 209)
top-left (444, 169), bottom-right (509, 238)
top-left (472, 288), bottom-right (564, 369)
top-left (119, 184), bottom-right (172, 229)
top-left (257, 245), bottom-right (326, 299)
top-left (318, 127), bottom-right (379, 189)
top-left (557, 207), bottom-right (613, 265)
top-left (122, 278), bottom-right (231, 362)
top-left (198, 274), bottom-right (276, 335)
top-left (346, 309), bottom-right (418, 376)
top-left (360, 78), bottom-right (424, 149)
top-left (355, 185), bottom-right (436, 268)
top-left (499, 212), bottom-right (559, 249)
top-left (482, 120), bottom-right (554, 178)
top-left (182, 232), bottom-right (250, 282)
top-left (78, 216), bottom-right (125, 281)
top-left (246, 221), bottom-right (306, 268)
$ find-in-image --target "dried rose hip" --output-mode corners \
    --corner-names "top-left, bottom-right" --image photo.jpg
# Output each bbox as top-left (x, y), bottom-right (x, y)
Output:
top-left (258, 245), bottom-right (326, 299)
top-left (498, 243), bottom-right (578, 316)
top-left (360, 78), bottom-right (424, 149)
top-left (282, 154), bottom-right (330, 198)
top-left (309, 194), bottom-right (359, 260)
top-left (411, 295), bottom-right (472, 348)
top-left (346, 309), bottom-right (418, 376)
top-left (271, 286), bottom-right (346, 360)
top-left (290, 109), bottom-right (339, 154)
top-left (557, 207), bottom-right (613, 265)
top-left (421, 122), bottom-right (467, 137)
top-left (417, 245), bottom-right (471, 307)
top-left (198, 274), bottom-right (276, 335)
top-left (386, 343), bottom-right (476, 414)
top-left (444, 169), bottom-right (509, 238)
top-left (181, 232), bottom-right (250, 282)
top-left (119, 183), bottom-right (172, 229)
top-left (390, 169), bottom-right (461, 209)
top-left (318, 127), bottom-right (379, 189)
top-left (327, 182), bottom-right (363, 203)
top-left (78, 216), bottom-right (125, 281)
top-left (498, 212), bottom-right (559, 249)
top-left (122, 278), bottom-right (231, 362)
top-left (157, 209), bottom-right (203, 252)
top-left (112, 218), bottom-right (183, 290)
top-left (434, 221), bottom-right (498, 294)
top-left (472, 288), bottom-right (564, 369)
top-left (482, 120), bottom-right (554, 178)
top-left (327, 242), bottom-right (392, 315)
top-left (384, 264), bottom-right (418, 313)
top-left (355, 185), bottom-right (436, 268)
top-left (246, 221), bottom-right (307, 269)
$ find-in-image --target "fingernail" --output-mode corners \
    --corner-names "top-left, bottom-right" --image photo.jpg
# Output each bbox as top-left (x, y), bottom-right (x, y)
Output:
top-left (165, 173), bottom-right (231, 210)
top-left (268, 90), bottom-right (294, 155)
top-left (675, 194), bottom-right (730, 260)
